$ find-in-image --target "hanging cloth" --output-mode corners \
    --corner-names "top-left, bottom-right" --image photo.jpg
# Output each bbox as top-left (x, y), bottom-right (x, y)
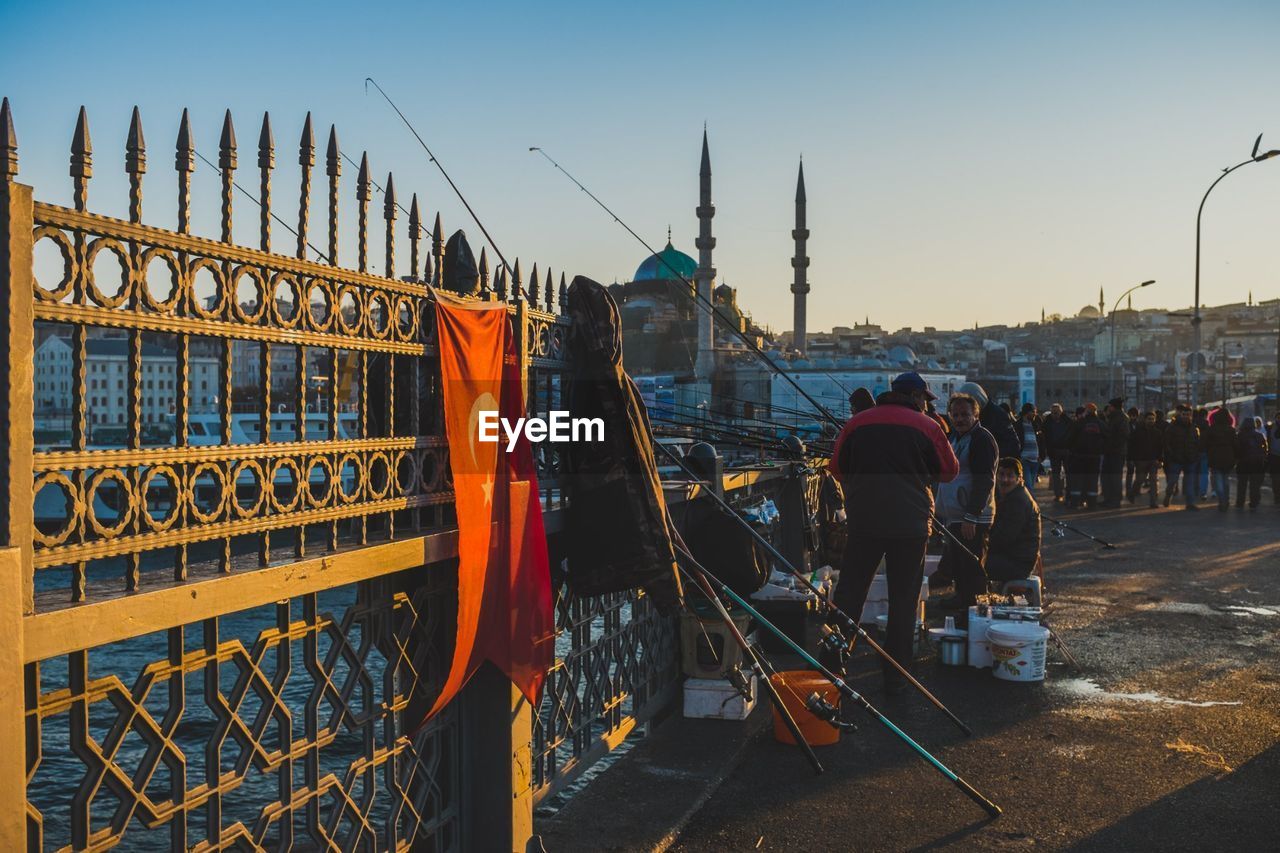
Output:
top-left (419, 290), bottom-right (554, 724)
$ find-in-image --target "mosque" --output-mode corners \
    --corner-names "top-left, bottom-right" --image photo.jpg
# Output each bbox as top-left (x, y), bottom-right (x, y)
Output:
top-left (610, 133), bottom-right (963, 436)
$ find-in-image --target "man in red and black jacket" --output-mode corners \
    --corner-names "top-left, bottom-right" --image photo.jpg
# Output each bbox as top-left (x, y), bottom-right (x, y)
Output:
top-left (828, 372), bottom-right (959, 693)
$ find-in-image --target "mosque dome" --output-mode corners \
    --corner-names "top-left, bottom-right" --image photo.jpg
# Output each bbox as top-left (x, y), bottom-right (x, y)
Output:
top-left (633, 242), bottom-right (697, 282)
top-left (1077, 305), bottom-right (1101, 319)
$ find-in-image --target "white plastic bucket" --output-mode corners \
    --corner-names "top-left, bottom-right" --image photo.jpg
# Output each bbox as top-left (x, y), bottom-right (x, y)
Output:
top-left (986, 622), bottom-right (1049, 682)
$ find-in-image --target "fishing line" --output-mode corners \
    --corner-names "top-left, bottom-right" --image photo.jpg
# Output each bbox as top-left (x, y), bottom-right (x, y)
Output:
top-left (193, 149), bottom-right (330, 263)
top-left (528, 146), bottom-right (846, 429)
top-left (365, 76), bottom-right (532, 301)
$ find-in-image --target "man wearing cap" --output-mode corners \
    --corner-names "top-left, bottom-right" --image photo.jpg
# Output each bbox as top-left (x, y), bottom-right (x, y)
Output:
top-left (1101, 397), bottom-right (1131, 507)
top-left (828, 371), bottom-right (959, 693)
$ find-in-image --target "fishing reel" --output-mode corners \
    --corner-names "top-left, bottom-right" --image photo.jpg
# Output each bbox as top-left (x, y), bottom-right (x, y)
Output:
top-left (818, 624), bottom-right (852, 657)
top-left (805, 692), bottom-right (857, 731)
top-left (1050, 522), bottom-right (1068, 539)
top-left (723, 666), bottom-right (755, 702)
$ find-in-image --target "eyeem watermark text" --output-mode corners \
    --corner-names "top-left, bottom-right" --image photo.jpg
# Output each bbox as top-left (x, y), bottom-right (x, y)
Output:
top-left (478, 411), bottom-right (604, 451)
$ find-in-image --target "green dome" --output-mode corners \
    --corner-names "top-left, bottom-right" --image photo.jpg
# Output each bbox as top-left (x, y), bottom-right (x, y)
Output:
top-left (634, 242), bottom-right (697, 282)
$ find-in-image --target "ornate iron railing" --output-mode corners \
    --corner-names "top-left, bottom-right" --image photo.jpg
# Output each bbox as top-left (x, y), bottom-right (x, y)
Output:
top-left (0, 97), bottom-right (679, 852)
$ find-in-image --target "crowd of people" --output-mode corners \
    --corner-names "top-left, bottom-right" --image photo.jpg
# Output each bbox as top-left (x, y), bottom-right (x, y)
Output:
top-left (1025, 399), bottom-right (1277, 512)
top-left (823, 371), bottom-right (1278, 693)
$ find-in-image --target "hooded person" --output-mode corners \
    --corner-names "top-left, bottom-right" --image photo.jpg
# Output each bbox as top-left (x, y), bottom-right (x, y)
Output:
top-left (441, 229), bottom-right (481, 296)
top-left (1204, 406), bottom-right (1237, 511)
top-left (828, 371), bottom-right (958, 692)
top-left (1235, 416), bottom-right (1268, 510)
top-left (560, 276), bottom-right (682, 611)
top-left (849, 386), bottom-right (876, 415)
top-left (957, 382), bottom-right (1022, 458)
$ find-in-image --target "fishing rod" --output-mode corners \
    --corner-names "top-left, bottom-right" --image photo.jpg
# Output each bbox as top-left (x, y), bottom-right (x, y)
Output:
top-left (528, 146), bottom-right (848, 429)
top-left (656, 441), bottom-right (973, 737)
top-left (671, 534), bottom-right (826, 775)
top-left (652, 399), bottom-right (830, 445)
top-left (674, 544), bottom-right (1001, 818)
top-left (366, 77), bottom-right (532, 301)
top-left (192, 149), bottom-right (331, 263)
top-left (1042, 514), bottom-right (1118, 549)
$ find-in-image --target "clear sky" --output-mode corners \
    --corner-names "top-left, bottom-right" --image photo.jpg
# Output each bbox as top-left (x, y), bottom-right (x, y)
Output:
top-left (2, 0), bottom-right (1277, 332)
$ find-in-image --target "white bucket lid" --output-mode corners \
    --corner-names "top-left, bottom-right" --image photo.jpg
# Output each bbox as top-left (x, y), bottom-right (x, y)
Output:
top-left (986, 621), bottom-right (1049, 643)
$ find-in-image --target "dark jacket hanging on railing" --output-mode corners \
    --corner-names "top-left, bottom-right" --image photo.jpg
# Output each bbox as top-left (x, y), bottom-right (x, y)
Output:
top-left (561, 276), bottom-right (682, 612)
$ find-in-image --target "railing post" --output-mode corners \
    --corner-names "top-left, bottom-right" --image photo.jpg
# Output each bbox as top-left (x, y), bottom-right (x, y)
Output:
top-left (0, 179), bottom-right (35, 615)
top-left (461, 296), bottom-right (535, 853)
top-left (0, 546), bottom-right (26, 849)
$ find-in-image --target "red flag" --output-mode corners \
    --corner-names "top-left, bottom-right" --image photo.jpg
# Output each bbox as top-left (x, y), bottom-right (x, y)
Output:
top-left (421, 292), bottom-right (554, 722)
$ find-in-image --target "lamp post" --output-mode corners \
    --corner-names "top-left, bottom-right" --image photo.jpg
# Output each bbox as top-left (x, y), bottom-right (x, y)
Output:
top-left (1192, 134), bottom-right (1280, 407)
top-left (1109, 279), bottom-right (1155, 400)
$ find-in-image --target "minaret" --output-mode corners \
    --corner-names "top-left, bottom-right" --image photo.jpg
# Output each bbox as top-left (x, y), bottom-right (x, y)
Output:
top-left (1098, 287), bottom-right (1105, 316)
top-left (791, 159), bottom-right (810, 355)
top-left (693, 128), bottom-right (716, 381)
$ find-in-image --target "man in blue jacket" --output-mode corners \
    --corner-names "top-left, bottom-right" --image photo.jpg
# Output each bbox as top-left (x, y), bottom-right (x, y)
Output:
top-left (935, 393), bottom-right (999, 615)
top-left (829, 372), bottom-right (959, 692)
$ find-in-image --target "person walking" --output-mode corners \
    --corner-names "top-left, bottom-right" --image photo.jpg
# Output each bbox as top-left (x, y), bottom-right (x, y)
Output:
top-left (936, 393), bottom-right (998, 615)
top-left (1163, 404), bottom-right (1201, 511)
top-left (1124, 406), bottom-right (1141, 498)
top-left (1204, 407), bottom-right (1237, 512)
top-left (1042, 403), bottom-right (1073, 503)
top-left (1194, 408), bottom-right (1212, 500)
top-left (1101, 397), bottom-right (1131, 507)
top-left (1235, 417), bottom-right (1268, 510)
top-left (1127, 410), bottom-right (1162, 507)
top-left (1066, 403), bottom-right (1106, 509)
top-left (1018, 403), bottom-right (1043, 485)
top-left (828, 371), bottom-right (959, 693)
top-left (1268, 418), bottom-right (1280, 505)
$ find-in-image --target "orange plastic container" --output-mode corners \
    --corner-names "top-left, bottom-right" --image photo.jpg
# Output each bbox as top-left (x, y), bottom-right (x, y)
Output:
top-left (769, 670), bottom-right (840, 746)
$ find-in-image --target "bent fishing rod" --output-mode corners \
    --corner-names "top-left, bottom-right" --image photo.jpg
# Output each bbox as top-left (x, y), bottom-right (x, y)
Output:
top-left (675, 544), bottom-right (1001, 818)
top-left (528, 146), bottom-right (848, 429)
top-left (656, 440), bottom-right (973, 737)
top-left (366, 77), bottom-right (532, 301)
top-left (670, 530), bottom-right (826, 775)
top-left (1042, 514), bottom-right (1118, 549)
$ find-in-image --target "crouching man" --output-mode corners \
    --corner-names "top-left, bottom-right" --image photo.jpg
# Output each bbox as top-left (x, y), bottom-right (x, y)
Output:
top-left (985, 458), bottom-right (1042, 585)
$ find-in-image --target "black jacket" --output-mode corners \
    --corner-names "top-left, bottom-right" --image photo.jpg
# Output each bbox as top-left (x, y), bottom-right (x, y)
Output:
top-left (989, 485), bottom-right (1041, 570)
top-left (1163, 420), bottom-right (1200, 465)
top-left (1204, 419), bottom-right (1238, 471)
top-left (829, 392), bottom-right (959, 539)
top-left (1128, 423), bottom-right (1162, 462)
top-left (1103, 410), bottom-right (1130, 456)
top-left (982, 406), bottom-right (1024, 458)
top-left (1042, 414), bottom-right (1073, 455)
top-left (1069, 414), bottom-right (1107, 457)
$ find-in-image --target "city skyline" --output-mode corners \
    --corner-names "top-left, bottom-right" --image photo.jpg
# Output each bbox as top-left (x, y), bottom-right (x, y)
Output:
top-left (2, 0), bottom-right (1277, 332)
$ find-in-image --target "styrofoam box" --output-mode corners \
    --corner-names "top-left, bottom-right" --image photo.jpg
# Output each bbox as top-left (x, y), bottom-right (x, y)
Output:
top-left (683, 675), bottom-right (757, 720)
top-left (859, 573), bottom-right (930, 625)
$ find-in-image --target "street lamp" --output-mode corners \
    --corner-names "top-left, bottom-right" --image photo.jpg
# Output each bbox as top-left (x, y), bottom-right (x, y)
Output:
top-left (1109, 280), bottom-right (1155, 399)
top-left (1191, 133), bottom-right (1280, 406)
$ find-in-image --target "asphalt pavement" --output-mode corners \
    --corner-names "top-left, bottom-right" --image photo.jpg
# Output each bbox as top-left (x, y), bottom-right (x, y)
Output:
top-left (667, 481), bottom-right (1280, 851)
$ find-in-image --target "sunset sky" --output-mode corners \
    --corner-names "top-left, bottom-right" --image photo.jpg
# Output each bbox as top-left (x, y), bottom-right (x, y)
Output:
top-left (2, 0), bottom-right (1277, 332)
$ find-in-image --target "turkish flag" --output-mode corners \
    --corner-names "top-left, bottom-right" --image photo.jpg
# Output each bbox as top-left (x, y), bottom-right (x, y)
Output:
top-left (420, 291), bottom-right (554, 723)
